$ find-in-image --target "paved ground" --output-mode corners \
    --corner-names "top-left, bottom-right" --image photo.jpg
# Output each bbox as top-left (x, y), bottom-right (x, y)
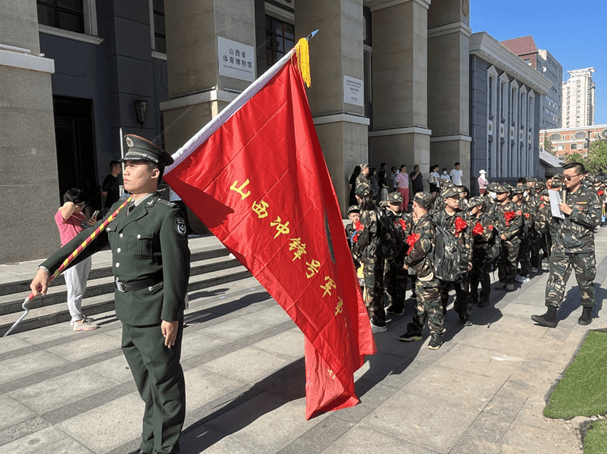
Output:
top-left (1, 231), bottom-right (607, 453)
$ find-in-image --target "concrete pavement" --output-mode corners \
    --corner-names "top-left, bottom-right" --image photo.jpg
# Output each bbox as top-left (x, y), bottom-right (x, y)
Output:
top-left (1, 231), bottom-right (607, 453)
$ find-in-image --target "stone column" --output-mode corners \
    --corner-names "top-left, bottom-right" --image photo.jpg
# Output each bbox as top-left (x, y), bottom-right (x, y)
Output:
top-left (295, 0), bottom-right (369, 213)
top-left (368, 0), bottom-right (431, 192)
top-left (0, 0), bottom-right (59, 263)
top-left (427, 0), bottom-right (471, 187)
top-left (162, 0), bottom-right (256, 232)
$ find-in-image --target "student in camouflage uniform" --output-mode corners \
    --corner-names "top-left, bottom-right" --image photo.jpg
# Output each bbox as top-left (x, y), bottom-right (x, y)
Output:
top-left (494, 183), bottom-right (523, 291)
top-left (511, 186), bottom-right (532, 283)
top-left (351, 182), bottom-right (387, 333)
top-left (468, 197), bottom-right (495, 307)
top-left (529, 181), bottom-right (546, 270)
top-left (398, 192), bottom-right (445, 350)
top-left (432, 186), bottom-right (473, 325)
top-left (534, 189), bottom-right (553, 270)
top-left (532, 162), bottom-right (601, 328)
top-left (355, 164), bottom-right (371, 195)
top-left (345, 205), bottom-right (361, 250)
top-left (383, 192), bottom-right (411, 316)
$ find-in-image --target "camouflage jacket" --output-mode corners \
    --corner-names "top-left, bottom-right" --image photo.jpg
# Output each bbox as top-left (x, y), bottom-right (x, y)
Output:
top-left (431, 208), bottom-right (473, 263)
top-left (552, 185), bottom-right (601, 253)
top-left (355, 173), bottom-right (370, 194)
top-left (400, 211), bottom-right (414, 255)
top-left (471, 213), bottom-right (495, 246)
top-left (494, 201), bottom-right (523, 240)
top-left (534, 200), bottom-right (552, 235)
top-left (351, 208), bottom-right (379, 264)
top-left (403, 213), bottom-right (435, 279)
top-left (515, 200), bottom-right (535, 237)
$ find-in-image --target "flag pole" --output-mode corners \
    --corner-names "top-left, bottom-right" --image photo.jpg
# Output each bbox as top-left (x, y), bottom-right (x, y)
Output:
top-left (3, 196), bottom-right (133, 337)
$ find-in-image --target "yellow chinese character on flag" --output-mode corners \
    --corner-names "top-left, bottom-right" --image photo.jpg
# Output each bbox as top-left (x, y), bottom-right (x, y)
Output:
top-left (270, 216), bottom-right (290, 239)
top-left (306, 259), bottom-right (321, 278)
top-left (334, 297), bottom-right (343, 316)
top-left (289, 238), bottom-right (307, 261)
top-left (252, 200), bottom-right (269, 219)
top-left (230, 179), bottom-right (251, 200)
top-left (320, 276), bottom-right (336, 297)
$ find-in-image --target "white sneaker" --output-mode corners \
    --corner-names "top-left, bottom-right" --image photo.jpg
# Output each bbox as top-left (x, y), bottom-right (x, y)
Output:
top-left (541, 260), bottom-right (549, 271)
top-left (530, 267), bottom-right (539, 273)
top-left (70, 316), bottom-right (95, 326)
top-left (515, 274), bottom-right (525, 283)
top-left (73, 319), bottom-right (99, 331)
top-left (371, 322), bottom-right (387, 334)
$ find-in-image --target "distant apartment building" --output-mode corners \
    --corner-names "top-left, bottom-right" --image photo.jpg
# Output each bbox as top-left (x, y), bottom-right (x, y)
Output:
top-left (501, 36), bottom-right (562, 130)
top-left (540, 124), bottom-right (607, 159)
top-left (562, 68), bottom-right (596, 128)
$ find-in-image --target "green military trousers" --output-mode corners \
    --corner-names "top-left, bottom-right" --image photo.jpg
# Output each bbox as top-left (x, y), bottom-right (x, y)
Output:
top-left (122, 321), bottom-right (186, 454)
top-left (545, 250), bottom-right (596, 309)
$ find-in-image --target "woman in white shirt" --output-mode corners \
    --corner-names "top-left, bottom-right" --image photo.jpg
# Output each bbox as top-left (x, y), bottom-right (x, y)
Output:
top-left (428, 165), bottom-right (440, 196)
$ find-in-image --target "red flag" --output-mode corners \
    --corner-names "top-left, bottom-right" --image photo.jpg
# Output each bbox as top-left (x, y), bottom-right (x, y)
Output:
top-left (164, 49), bottom-right (375, 419)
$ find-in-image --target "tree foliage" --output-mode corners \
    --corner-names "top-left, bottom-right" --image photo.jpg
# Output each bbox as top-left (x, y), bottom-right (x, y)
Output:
top-left (544, 136), bottom-right (555, 154)
top-left (584, 140), bottom-right (607, 173)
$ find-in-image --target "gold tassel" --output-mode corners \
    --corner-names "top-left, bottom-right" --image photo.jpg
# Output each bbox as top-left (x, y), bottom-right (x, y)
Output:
top-left (295, 38), bottom-right (311, 87)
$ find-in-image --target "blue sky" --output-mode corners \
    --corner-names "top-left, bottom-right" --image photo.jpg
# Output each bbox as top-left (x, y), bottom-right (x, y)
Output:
top-left (471, 0), bottom-right (607, 125)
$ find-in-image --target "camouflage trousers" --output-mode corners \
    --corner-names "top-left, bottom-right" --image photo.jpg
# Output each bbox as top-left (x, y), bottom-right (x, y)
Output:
top-left (440, 278), bottom-right (471, 320)
top-left (410, 278), bottom-right (443, 335)
top-left (545, 250), bottom-right (596, 309)
top-left (498, 237), bottom-right (521, 285)
top-left (362, 258), bottom-right (386, 326)
top-left (470, 247), bottom-right (491, 304)
top-left (384, 255), bottom-right (408, 312)
top-left (517, 236), bottom-right (531, 276)
top-left (530, 232), bottom-right (543, 269)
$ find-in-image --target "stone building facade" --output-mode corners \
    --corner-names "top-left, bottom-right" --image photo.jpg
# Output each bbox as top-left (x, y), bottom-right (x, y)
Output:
top-left (469, 32), bottom-right (552, 192)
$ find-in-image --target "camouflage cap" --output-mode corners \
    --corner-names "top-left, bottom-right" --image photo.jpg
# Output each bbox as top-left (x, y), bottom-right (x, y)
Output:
top-left (414, 192), bottom-right (434, 210)
top-left (534, 181), bottom-right (545, 190)
top-left (495, 183), bottom-right (512, 194)
top-left (360, 163), bottom-right (369, 169)
top-left (541, 189), bottom-right (549, 196)
top-left (386, 191), bottom-right (403, 204)
top-left (467, 196), bottom-right (485, 209)
top-left (354, 181), bottom-right (371, 197)
top-left (347, 205), bottom-right (360, 215)
top-left (551, 174), bottom-right (564, 188)
top-left (486, 181), bottom-right (500, 192)
top-left (510, 186), bottom-right (525, 196)
top-left (441, 186), bottom-right (460, 199)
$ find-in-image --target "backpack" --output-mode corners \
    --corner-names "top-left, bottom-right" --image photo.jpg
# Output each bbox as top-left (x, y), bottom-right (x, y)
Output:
top-left (375, 206), bottom-right (405, 259)
top-left (429, 221), bottom-right (467, 282)
top-left (488, 228), bottom-right (501, 264)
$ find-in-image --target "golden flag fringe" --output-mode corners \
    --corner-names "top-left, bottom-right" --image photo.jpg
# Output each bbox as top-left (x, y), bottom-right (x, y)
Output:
top-left (295, 38), bottom-right (311, 87)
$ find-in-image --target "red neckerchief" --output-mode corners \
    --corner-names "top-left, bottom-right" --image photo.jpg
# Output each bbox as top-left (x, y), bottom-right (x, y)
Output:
top-left (504, 211), bottom-right (516, 226)
top-left (472, 222), bottom-right (484, 236)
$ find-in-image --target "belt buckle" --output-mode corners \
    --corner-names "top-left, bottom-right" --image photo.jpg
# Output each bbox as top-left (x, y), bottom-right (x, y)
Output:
top-left (115, 279), bottom-right (127, 292)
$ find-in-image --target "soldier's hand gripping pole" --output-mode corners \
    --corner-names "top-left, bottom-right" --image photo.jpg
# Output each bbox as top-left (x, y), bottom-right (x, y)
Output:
top-left (3, 197), bottom-right (133, 337)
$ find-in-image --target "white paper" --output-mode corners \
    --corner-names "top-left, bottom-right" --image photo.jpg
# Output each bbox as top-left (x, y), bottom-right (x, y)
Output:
top-left (549, 190), bottom-right (564, 219)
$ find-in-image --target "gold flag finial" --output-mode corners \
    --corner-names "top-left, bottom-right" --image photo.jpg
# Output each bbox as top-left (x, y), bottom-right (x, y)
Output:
top-left (295, 38), bottom-right (311, 88)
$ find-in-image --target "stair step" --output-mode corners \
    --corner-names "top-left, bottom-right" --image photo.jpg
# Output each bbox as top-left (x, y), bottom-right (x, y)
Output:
top-left (0, 264), bottom-right (252, 336)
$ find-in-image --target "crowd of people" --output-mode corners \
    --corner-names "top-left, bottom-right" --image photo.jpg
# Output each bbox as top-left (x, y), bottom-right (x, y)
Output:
top-left (347, 162), bottom-right (604, 350)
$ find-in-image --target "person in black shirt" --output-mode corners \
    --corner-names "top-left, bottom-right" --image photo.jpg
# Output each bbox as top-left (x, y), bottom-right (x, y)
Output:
top-left (410, 164), bottom-right (424, 194)
top-left (102, 160), bottom-right (122, 215)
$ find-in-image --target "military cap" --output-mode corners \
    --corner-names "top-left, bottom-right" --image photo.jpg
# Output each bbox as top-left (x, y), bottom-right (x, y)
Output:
top-left (360, 163), bottom-right (369, 169)
top-left (534, 181), bottom-right (545, 190)
top-left (468, 196), bottom-right (485, 209)
top-left (121, 134), bottom-right (174, 167)
top-left (551, 174), bottom-right (564, 188)
top-left (510, 186), bottom-right (525, 196)
top-left (441, 186), bottom-right (460, 199)
top-left (495, 183), bottom-right (512, 194)
top-left (354, 181), bottom-right (371, 197)
top-left (386, 192), bottom-right (403, 204)
top-left (347, 205), bottom-right (360, 215)
top-left (414, 192), bottom-right (434, 209)
top-left (442, 181), bottom-right (456, 190)
top-left (541, 189), bottom-right (549, 196)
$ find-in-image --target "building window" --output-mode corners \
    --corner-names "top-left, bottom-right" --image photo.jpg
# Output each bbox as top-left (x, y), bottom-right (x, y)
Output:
top-left (557, 145), bottom-right (564, 151)
top-left (550, 133), bottom-right (561, 141)
top-left (571, 143), bottom-right (578, 150)
top-left (266, 15), bottom-right (295, 67)
top-left (37, 0), bottom-right (84, 33)
top-left (574, 131), bottom-right (587, 140)
top-left (152, 0), bottom-right (166, 53)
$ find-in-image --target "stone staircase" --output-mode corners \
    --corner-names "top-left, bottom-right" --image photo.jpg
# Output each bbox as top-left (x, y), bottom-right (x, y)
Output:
top-left (0, 236), bottom-right (252, 336)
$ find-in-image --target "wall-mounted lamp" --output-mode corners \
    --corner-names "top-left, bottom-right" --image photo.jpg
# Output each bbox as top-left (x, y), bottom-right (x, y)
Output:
top-left (134, 99), bottom-right (148, 126)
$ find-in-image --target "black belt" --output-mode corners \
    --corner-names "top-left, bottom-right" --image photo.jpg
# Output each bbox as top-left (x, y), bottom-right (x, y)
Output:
top-left (115, 277), bottom-right (162, 293)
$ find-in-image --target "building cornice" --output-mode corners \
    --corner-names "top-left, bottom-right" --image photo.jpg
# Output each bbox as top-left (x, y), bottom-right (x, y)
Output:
top-left (428, 21), bottom-right (472, 39)
top-left (368, 0), bottom-right (431, 12)
top-left (160, 89), bottom-right (239, 112)
top-left (368, 126), bottom-right (432, 137)
top-left (470, 32), bottom-right (553, 95)
top-left (313, 114), bottom-right (370, 127)
top-left (0, 48), bottom-right (54, 73)
top-left (430, 135), bottom-right (472, 143)
top-left (540, 124), bottom-right (607, 133)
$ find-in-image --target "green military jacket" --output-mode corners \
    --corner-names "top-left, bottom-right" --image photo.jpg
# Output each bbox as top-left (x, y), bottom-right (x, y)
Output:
top-left (552, 185), bottom-right (601, 253)
top-left (41, 193), bottom-right (190, 326)
top-left (351, 208), bottom-right (379, 264)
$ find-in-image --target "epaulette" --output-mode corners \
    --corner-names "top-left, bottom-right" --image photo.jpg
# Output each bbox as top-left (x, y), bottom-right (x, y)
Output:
top-left (157, 199), bottom-right (177, 208)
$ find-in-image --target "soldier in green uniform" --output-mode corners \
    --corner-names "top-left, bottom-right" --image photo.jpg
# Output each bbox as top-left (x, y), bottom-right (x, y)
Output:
top-left (30, 135), bottom-right (190, 454)
top-left (534, 189), bottom-right (553, 270)
top-left (529, 181), bottom-right (545, 271)
top-left (398, 192), bottom-right (445, 349)
top-left (494, 183), bottom-right (523, 291)
top-left (468, 197), bottom-right (495, 307)
top-left (511, 186), bottom-right (532, 283)
top-left (532, 162), bottom-right (601, 328)
top-left (432, 186), bottom-right (473, 325)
